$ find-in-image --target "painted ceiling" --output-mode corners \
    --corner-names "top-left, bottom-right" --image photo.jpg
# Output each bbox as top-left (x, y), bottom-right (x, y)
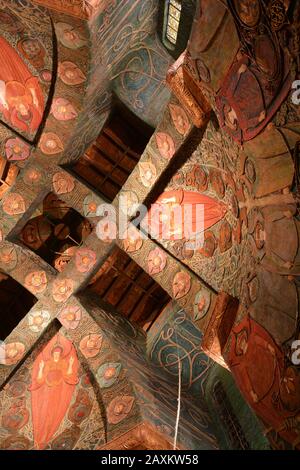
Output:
top-left (0, 0), bottom-right (299, 452)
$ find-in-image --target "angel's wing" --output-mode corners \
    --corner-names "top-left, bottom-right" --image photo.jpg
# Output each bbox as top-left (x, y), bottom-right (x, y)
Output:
top-left (0, 80), bottom-right (8, 109)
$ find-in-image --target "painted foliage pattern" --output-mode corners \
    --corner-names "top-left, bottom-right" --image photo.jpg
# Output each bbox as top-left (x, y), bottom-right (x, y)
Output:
top-left (0, 0), bottom-right (299, 452)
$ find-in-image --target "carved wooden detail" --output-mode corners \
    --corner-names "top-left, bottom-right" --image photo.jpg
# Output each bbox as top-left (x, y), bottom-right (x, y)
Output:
top-left (202, 292), bottom-right (239, 368)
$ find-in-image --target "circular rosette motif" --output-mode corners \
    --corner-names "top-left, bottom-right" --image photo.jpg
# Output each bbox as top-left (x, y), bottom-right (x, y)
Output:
top-left (5, 137), bottom-right (30, 161)
top-left (24, 271), bottom-right (47, 295)
top-left (75, 247), bottom-right (97, 273)
top-left (23, 166), bottom-right (43, 187)
top-left (68, 389), bottom-right (92, 425)
top-left (122, 225), bottom-right (143, 253)
top-left (171, 240), bottom-right (194, 261)
top-left (0, 245), bottom-right (17, 271)
top-left (39, 132), bottom-right (64, 155)
top-left (79, 334), bottom-right (102, 358)
top-left (58, 61), bottom-right (86, 85)
top-left (0, 435), bottom-right (30, 450)
top-left (51, 425), bottom-right (81, 450)
top-left (118, 190), bottom-right (139, 218)
top-left (169, 104), bottom-right (190, 135)
top-left (155, 132), bottom-right (175, 160)
top-left (193, 290), bottom-right (211, 321)
top-left (3, 193), bottom-right (25, 216)
top-left (55, 22), bottom-right (88, 49)
top-left (0, 342), bottom-right (25, 366)
top-left (139, 162), bottom-right (157, 188)
top-left (53, 172), bottom-right (75, 195)
top-left (7, 380), bottom-right (27, 397)
top-left (40, 69), bottom-right (52, 82)
top-left (172, 271), bottom-right (191, 299)
top-left (197, 231), bottom-right (216, 258)
top-left (52, 278), bottom-right (74, 303)
top-left (107, 395), bottom-right (135, 425)
top-left (96, 362), bottom-right (122, 388)
top-left (28, 309), bottom-right (51, 333)
top-left (2, 397), bottom-right (29, 432)
top-left (51, 98), bottom-right (78, 121)
top-left (83, 194), bottom-right (98, 217)
top-left (59, 305), bottom-right (82, 330)
top-left (147, 247), bottom-right (167, 275)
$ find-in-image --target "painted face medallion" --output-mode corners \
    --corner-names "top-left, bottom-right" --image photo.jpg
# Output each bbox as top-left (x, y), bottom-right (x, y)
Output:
top-left (59, 305), bottom-right (82, 330)
top-left (51, 98), bottom-right (78, 121)
top-left (79, 334), bottom-right (102, 358)
top-left (39, 133), bottom-right (64, 155)
top-left (52, 278), bottom-right (74, 303)
top-left (147, 247), bottom-right (167, 275)
top-left (53, 172), bottom-right (75, 195)
top-left (172, 271), bottom-right (191, 299)
top-left (169, 104), bottom-right (190, 135)
top-left (58, 61), bottom-right (86, 85)
top-left (156, 132), bottom-right (175, 160)
top-left (193, 290), bottom-right (211, 321)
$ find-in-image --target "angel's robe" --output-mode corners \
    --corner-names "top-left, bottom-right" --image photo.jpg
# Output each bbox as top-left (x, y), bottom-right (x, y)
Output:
top-left (0, 36), bottom-right (44, 133)
top-left (29, 335), bottom-right (79, 449)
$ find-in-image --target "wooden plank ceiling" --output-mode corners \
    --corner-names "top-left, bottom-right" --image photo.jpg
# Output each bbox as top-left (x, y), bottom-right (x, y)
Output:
top-left (88, 246), bottom-right (171, 332)
top-left (70, 100), bottom-right (153, 201)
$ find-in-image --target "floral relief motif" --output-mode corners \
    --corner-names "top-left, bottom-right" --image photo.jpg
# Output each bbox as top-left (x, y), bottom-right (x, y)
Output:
top-left (155, 132), bottom-right (176, 160)
top-left (51, 98), bottom-right (78, 121)
top-left (83, 194), bottom-right (98, 217)
top-left (0, 342), bottom-right (26, 366)
top-left (28, 310), bottom-right (51, 333)
top-left (118, 191), bottom-right (139, 217)
top-left (23, 167), bottom-right (43, 186)
top-left (3, 193), bottom-right (26, 216)
top-left (0, 245), bottom-right (18, 270)
top-left (52, 278), bottom-right (74, 303)
top-left (53, 172), bottom-right (75, 195)
top-left (25, 271), bottom-right (47, 295)
top-left (5, 137), bottom-right (30, 161)
top-left (139, 162), bottom-right (157, 188)
top-left (39, 132), bottom-right (64, 155)
top-left (79, 334), bottom-right (102, 358)
top-left (68, 389), bottom-right (92, 425)
top-left (193, 290), bottom-right (211, 321)
top-left (96, 362), bottom-right (122, 388)
top-left (75, 247), bottom-right (97, 273)
top-left (169, 104), bottom-right (190, 135)
top-left (58, 305), bottom-right (82, 330)
top-left (58, 61), bottom-right (86, 85)
top-left (55, 22), bottom-right (87, 49)
top-left (40, 70), bottom-right (52, 82)
top-left (123, 225), bottom-right (143, 253)
top-left (107, 395), bottom-right (135, 425)
top-left (172, 271), bottom-right (191, 299)
top-left (147, 247), bottom-right (167, 275)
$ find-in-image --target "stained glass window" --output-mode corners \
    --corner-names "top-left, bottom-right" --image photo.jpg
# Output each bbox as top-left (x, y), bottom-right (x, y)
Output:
top-left (166, 0), bottom-right (182, 45)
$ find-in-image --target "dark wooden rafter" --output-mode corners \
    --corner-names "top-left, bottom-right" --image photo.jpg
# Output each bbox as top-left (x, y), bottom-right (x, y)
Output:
top-left (88, 246), bottom-right (170, 331)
